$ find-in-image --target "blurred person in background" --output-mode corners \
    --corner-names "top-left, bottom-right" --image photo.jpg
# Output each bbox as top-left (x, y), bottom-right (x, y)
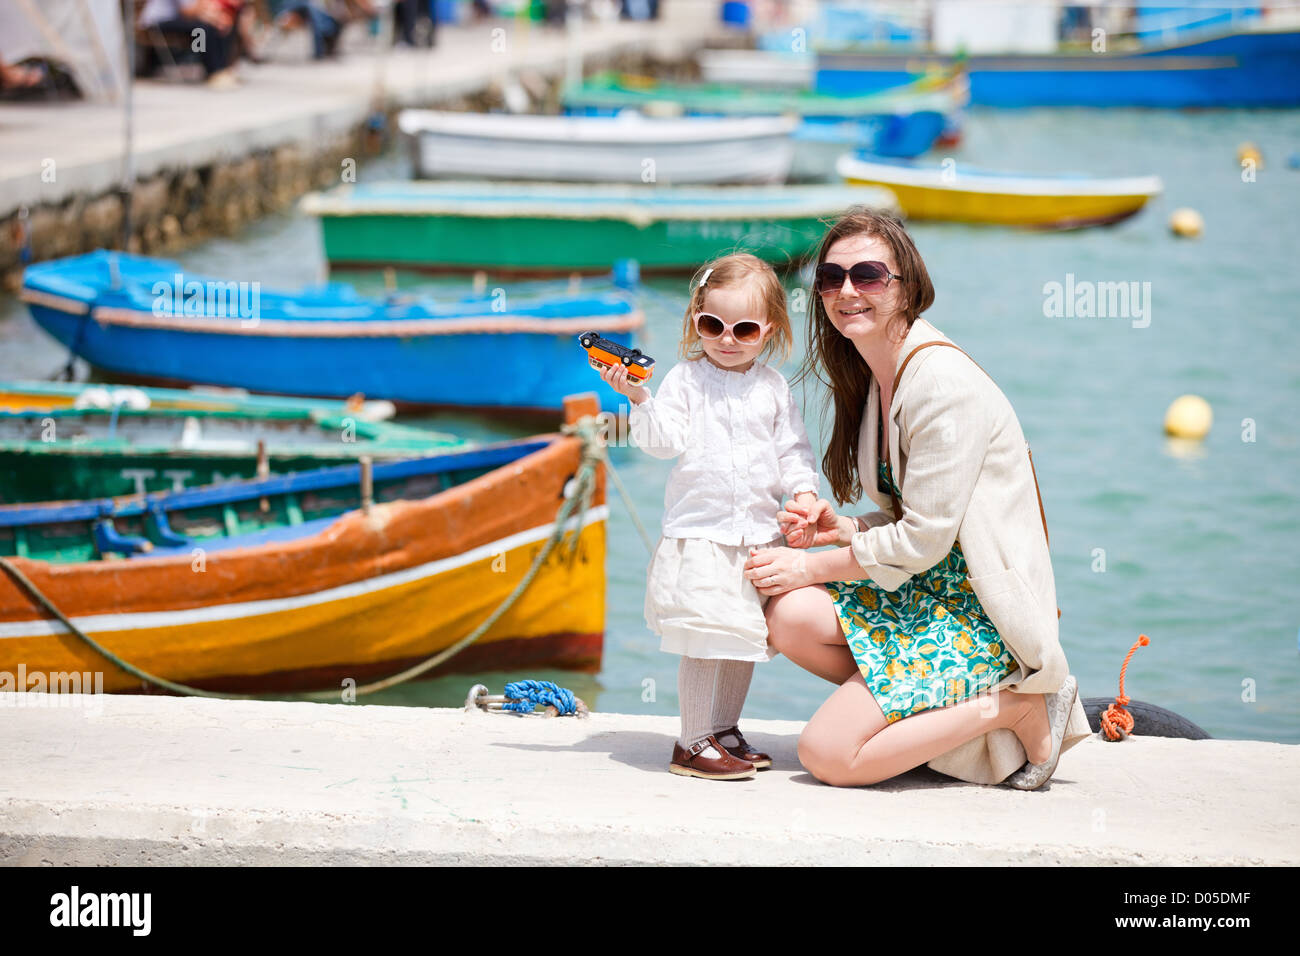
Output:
top-left (393, 0), bottom-right (436, 47)
top-left (271, 0), bottom-right (376, 59)
top-left (137, 0), bottom-right (240, 87)
top-left (0, 57), bottom-right (47, 98)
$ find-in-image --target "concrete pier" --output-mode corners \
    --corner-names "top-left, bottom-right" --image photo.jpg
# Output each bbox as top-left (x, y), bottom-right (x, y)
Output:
top-left (0, 3), bottom-right (732, 284)
top-left (1, 694), bottom-right (1296, 865)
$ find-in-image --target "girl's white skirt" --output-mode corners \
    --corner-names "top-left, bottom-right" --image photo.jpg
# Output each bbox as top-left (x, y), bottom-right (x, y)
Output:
top-left (644, 534), bottom-right (783, 661)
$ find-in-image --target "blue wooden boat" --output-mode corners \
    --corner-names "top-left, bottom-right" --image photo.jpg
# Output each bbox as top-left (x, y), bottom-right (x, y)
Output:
top-left (791, 112), bottom-right (948, 179)
top-left (816, 26), bottom-right (1300, 107)
top-left (21, 251), bottom-right (644, 415)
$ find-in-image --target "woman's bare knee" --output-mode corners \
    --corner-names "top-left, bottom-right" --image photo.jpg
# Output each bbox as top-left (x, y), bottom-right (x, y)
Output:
top-left (765, 586), bottom-right (837, 656)
top-left (797, 720), bottom-right (863, 787)
top-left (797, 676), bottom-right (890, 786)
top-left (796, 728), bottom-right (841, 783)
top-left (763, 590), bottom-right (803, 656)
top-left (799, 732), bottom-right (890, 787)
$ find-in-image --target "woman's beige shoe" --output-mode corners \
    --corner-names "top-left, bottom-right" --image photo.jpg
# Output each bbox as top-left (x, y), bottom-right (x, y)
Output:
top-left (1005, 676), bottom-right (1078, 791)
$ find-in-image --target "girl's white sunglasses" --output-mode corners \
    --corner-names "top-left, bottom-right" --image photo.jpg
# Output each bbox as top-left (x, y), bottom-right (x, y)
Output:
top-left (695, 311), bottom-right (769, 345)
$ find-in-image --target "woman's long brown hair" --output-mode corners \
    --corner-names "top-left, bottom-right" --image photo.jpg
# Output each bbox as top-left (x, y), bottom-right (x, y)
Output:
top-left (795, 207), bottom-right (935, 505)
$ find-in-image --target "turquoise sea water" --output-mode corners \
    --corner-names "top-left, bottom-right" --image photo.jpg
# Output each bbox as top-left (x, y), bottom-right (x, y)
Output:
top-left (2, 108), bottom-right (1297, 742)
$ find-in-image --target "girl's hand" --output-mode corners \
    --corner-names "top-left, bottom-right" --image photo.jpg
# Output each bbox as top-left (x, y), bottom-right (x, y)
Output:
top-left (778, 497), bottom-right (842, 548)
top-left (598, 362), bottom-right (650, 405)
top-left (744, 546), bottom-right (815, 596)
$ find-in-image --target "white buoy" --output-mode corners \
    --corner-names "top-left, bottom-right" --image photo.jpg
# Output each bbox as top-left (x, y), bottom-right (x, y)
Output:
top-left (1164, 395), bottom-right (1213, 440)
top-left (1169, 208), bottom-right (1204, 238)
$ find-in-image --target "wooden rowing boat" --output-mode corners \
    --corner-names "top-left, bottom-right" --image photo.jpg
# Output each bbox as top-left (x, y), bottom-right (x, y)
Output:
top-left (398, 110), bottom-right (798, 184)
top-left (301, 180), bottom-right (900, 274)
top-left (0, 395), bottom-right (607, 693)
top-left (21, 251), bottom-right (644, 413)
top-left (0, 402), bottom-right (465, 504)
top-left (695, 48), bottom-right (815, 89)
top-left (0, 380), bottom-right (396, 420)
top-left (562, 70), bottom-right (962, 123)
top-left (561, 70), bottom-right (966, 173)
top-left (838, 155), bottom-right (1163, 229)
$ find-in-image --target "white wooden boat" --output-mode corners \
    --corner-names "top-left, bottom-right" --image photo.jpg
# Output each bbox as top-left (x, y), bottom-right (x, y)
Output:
top-left (696, 48), bottom-right (815, 89)
top-left (398, 110), bottom-right (798, 185)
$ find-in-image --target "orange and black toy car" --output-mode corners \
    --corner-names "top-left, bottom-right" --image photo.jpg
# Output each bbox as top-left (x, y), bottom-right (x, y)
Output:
top-left (579, 331), bottom-right (655, 385)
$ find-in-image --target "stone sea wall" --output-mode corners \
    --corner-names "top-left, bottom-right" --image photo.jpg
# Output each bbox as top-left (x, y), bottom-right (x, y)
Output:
top-left (0, 48), bottom-right (705, 293)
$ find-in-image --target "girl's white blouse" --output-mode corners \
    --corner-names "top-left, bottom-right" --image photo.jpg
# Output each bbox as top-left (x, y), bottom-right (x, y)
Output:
top-left (627, 357), bottom-right (819, 546)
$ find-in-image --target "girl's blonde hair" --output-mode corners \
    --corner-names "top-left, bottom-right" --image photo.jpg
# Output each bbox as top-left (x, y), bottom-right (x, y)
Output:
top-left (679, 253), bottom-right (793, 365)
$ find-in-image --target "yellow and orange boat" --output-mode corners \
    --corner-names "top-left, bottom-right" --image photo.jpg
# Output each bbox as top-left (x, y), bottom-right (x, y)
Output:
top-left (0, 395), bottom-right (607, 694)
top-left (838, 154), bottom-right (1163, 229)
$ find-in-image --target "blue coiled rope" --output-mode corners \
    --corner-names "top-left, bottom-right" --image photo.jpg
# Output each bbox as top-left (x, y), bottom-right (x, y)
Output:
top-left (502, 679), bottom-right (579, 715)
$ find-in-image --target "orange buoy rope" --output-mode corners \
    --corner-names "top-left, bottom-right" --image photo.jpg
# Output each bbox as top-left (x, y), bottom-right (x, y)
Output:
top-left (1101, 634), bottom-right (1150, 741)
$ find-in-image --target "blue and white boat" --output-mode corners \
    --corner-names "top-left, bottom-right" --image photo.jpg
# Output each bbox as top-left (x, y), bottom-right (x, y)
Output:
top-left (399, 110), bottom-right (799, 185)
top-left (20, 251), bottom-right (645, 415)
top-left (815, 4), bottom-right (1300, 107)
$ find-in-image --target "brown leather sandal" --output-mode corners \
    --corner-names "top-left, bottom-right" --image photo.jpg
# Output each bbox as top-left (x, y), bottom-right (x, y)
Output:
top-left (670, 734), bottom-right (756, 780)
top-left (714, 726), bottom-right (771, 770)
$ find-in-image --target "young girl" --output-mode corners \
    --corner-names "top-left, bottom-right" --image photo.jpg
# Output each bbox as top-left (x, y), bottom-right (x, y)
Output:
top-left (598, 253), bottom-right (821, 780)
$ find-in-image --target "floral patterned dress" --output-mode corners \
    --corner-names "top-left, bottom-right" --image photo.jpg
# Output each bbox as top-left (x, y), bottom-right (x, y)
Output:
top-left (823, 457), bottom-right (1019, 724)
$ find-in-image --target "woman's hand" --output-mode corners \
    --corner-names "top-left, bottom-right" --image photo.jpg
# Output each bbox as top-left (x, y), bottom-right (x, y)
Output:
top-left (744, 546), bottom-right (816, 596)
top-left (779, 497), bottom-right (843, 548)
top-left (598, 363), bottom-right (650, 405)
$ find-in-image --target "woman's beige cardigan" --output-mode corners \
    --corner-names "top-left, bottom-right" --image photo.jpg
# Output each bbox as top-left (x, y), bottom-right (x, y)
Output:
top-left (847, 317), bottom-right (1092, 784)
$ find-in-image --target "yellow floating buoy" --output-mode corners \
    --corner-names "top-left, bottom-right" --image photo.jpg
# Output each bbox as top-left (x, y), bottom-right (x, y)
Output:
top-left (1164, 394), bottom-right (1213, 440)
top-left (1237, 141), bottom-right (1264, 169)
top-left (1169, 207), bottom-right (1204, 238)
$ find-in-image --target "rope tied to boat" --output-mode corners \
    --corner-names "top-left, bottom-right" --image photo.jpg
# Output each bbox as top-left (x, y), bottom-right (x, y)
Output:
top-left (0, 415), bottom-right (613, 703)
top-left (1100, 634), bottom-right (1150, 741)
top-left (563, 415), bottom-right (655, 557)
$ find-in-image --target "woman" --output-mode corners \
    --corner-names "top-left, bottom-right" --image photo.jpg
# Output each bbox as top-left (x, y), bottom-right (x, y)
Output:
top-left (742, 207), bottom-right (1091, 788)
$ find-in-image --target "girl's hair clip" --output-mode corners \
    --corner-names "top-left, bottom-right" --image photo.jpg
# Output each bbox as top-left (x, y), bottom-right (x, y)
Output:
top-left (697, 267), bottom-right (713, 289)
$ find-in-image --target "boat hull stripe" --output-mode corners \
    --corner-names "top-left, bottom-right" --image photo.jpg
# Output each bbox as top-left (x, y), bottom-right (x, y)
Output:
top-left (0, 505), bottom-right (608, 639)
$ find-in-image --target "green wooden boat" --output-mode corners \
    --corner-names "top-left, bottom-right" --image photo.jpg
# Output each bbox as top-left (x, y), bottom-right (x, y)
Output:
top-left (0, 404), bottom-right (466, 504)
top-left (300, 180), bottom-right (899, 274)
top-left (0, 379), bottom-right (396, 419)
top-left (562, 70), bottom-right (962, 119)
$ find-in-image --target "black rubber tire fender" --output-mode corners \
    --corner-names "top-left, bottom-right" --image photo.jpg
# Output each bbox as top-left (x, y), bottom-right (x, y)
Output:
top-left (1081, 696), bottom-right (1212, 740)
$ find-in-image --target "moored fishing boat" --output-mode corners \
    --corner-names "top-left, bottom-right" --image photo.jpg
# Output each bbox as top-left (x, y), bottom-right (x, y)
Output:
top-left (790, 114), bottom-right (947, 181)
top-left (696, 48), bottom-right (815, 89)
top-left (0, 380), bottom-right (395, 420)
top-left (0, 402), bottom-right (465, 504)
top-left (838, 155), bottom-right (1163, 229)
top-left (301, 180), bottom-right (899, 274)
top-left (814, 20), bottom-right (1300, 106)
top-left (0, 396), bottom-right (607, 692)
top-left (22, 251), bottom-right (644, 414)
top-left (561, 70), bottom-right (965, 166)
top-left (398, 110), bottom-right (798, 184)
top-left (562, 70), bottom-right (962, 123)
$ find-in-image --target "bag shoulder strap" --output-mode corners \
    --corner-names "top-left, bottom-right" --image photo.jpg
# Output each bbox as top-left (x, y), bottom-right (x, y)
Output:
top-left (886, 340), bottom-right (1052, 554)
